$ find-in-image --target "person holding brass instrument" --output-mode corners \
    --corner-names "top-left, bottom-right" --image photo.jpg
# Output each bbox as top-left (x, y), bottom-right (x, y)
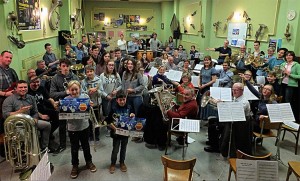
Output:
top-left (152, 66), bottom-right (172, 86)
top-left (99, 59), bottom-right (122, 117)
top-left (105, 91), bottom-right (135, 174)
top-left (0, 50), bottom-right (19, 156)
top-left (81, 65), bottom-right (102, 141)
top-left (166, 87), bottom-right (198, 145)
top-left (2, 80), bottom-right (51, 152)
top-left (64, 80), bottom-right (97, 179)
top-left (50, 59), bottom-right (79, 154)
top-left (263, 48), bottom-right (287, 72)
top-left (280, 51), bottom-right (300, 122)
top-left (176, 73), bottom-right (194, 94)
top-left (236, 45), bottom-right (248, 73)
top-left (198, 56), bottom-right (217, 120)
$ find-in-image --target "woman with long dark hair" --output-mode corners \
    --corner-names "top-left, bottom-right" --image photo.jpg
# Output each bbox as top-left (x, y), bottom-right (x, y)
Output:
top-left (95, 51), bottom-right (110, 76)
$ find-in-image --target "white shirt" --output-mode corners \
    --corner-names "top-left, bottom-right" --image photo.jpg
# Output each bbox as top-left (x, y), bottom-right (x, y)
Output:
top-left (234, 95), bottom-right (251, 117)
top-left (117, 39), bottom-right (127, 51)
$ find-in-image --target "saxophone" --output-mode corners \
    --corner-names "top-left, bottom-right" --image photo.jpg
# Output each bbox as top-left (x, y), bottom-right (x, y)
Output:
top-left (48, 0), bottom-right (63, 30)
top-left (4, 114), bottom-right (41, 170)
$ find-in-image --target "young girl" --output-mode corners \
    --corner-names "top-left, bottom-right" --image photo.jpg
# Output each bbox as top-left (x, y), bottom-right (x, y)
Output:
top-left (95, 51), bottom-right (110, 76)
top-left (65, 80), bottom-right (97, 179)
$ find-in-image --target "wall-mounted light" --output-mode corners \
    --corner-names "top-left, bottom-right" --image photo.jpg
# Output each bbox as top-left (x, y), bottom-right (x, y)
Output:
top-left (139, 18), bottom-right (146, 24)
top-left (104, 17), bottom-right (110, 26)
top-left (186, 16), bottom-right (191, 24)
top-left (233, 11), bottom-right (242, 20)
top-left (191, 10), bottom-right (197, 16)
top-left (41, 7), bottom-right (48, 18)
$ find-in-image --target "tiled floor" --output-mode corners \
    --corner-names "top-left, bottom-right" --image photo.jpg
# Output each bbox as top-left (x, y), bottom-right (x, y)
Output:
top-left (0, 125), bottom-right (299, 181)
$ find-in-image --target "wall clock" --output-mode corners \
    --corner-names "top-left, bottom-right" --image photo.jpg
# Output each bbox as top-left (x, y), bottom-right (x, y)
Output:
top-left (287, 10), bottom-right (296, 21)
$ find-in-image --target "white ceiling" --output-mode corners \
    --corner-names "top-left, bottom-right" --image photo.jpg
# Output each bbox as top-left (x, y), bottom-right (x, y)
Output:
top-left (85, 0), bottom-right (173, 2)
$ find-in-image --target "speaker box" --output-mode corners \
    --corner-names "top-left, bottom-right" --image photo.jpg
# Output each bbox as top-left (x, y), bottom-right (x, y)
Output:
top-left (173, 30), bottom-right (181, 39)
top-left (58, 30), bottom-right (71, 45)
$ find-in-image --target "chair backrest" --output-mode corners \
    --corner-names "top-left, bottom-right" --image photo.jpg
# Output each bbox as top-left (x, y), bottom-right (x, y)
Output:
top-left (260, 117), bottom-right (281, 130)
top-left (236, 149), bottom-right (271, 160)
top-left (161, 155), bottom-right (196, 181)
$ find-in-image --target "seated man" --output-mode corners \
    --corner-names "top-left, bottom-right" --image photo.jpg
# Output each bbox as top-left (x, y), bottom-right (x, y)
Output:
top-left (166, 87), bottom-right (198, 145)
top-left (28, 76), bottom-right (59, 152)
top-left (43, 43), bottom-right (59, 72)
top-left (2, 80), bottom-right (51, 152)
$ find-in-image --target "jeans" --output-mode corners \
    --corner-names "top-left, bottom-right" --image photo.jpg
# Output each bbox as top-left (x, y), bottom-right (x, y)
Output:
top-left (127, 96), bottom-right (143, 115)
top-left (37, 120), bottom-right (51, 149)
top-left (111, 136), bottom-right (129, 164)
top-left (102, 98), bottom-right (116, 117)
top-left (69, 128), bottom-right (92, 166)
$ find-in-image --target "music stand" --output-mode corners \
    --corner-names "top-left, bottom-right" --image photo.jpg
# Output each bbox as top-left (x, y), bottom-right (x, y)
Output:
top-left (166, 118), bottom-right (200, 160)
top-left (217, 102), bottom-right (246, 158)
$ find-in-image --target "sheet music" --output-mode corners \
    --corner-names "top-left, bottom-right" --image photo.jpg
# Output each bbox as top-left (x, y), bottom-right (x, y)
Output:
top-left (30, 152), bottom-right (51, 181)
top-left (178, 119), bottom-right (200, 132)
top-left (257, 161), bottom-right (278, 181)
top-left (193, 70), bottom-right (200, 74)
top-left (210, 87), bottom-right (232, 101)
top-left (212, 79), bottom-right (220, 87)
top-left (148, 67), bottom-right (158, 77)
top-left (215, 65), bottom-right (223, 70)
top-left (165, 70), bottom-right (182, 82)
top-left (283, 121), bottom-right (300, 130)
top-left (243, 86), bottom-right (259, 100)
top-left (237, 159), bottom-right (257, 181)
top-left (256, 76), bottom-right (266, 85)
top-left (217, 102), bottom-right (246, 122)
top-left (191, 76), bottom-right (199, 87)
top-left (266, 103), bottom-right (295, 123)
top-left (194, 64), bottom-right (204, 70)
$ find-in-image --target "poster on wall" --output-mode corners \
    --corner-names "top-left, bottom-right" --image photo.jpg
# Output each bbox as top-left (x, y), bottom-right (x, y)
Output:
top-left (227, 23), bottom-right (247, 47)
top-left (17, 0), bottom-right (41, 30)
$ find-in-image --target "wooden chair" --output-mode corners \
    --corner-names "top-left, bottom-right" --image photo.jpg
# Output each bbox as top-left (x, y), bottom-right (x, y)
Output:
top-left (281, 123), bottom-right (300, 155)
top-left (161, 155), bottom-right (196, 181)
top-left (253, 117), bottom-right (282, 155)
top-left (228, 149), bottom-right (271, 181)
top-left (286, 161), bottom-right (300, 181)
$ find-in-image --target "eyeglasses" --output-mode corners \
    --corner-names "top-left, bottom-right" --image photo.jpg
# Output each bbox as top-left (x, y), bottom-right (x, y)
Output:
top-left (108, 64), bottom-right (115, 66)
top-left (263, 87), bottom-right (272, 92)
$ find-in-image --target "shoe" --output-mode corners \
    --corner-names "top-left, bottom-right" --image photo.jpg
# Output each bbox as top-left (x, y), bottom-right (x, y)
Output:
top-left (131, 137), bottom-right (139, 141)
top-left (145, 143), bottom-right (157, 149)
top-left (47, 148), bottom-right (55, 153)
top-left (204, 147), bottom-right (220, 153)
top-left (54, 146), bottom-right (66, 154)
top-left (70, 165), bottom-right (79, 179)
top-left (158, 146), bottom-right (166, 151)
top-left (86, 162), bottom-right (97, 172)
top-left (120, 163), bottom-right (127, 172)
top-left (109, 164), bottom-right (115, 174)
top-left (205, 141), bottom-right (211, 145)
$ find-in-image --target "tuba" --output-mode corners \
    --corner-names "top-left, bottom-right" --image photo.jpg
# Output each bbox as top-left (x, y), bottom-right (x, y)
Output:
top-left (152, 86), bottom-right (175, 121)
top-left (4, 114), bottom-right (41, 170)
top-left (48, 0), bottom-right (63, 30)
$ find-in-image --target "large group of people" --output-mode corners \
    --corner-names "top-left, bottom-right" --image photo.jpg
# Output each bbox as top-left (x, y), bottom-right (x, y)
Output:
top-left (0, 32), bottom-right (299, 179)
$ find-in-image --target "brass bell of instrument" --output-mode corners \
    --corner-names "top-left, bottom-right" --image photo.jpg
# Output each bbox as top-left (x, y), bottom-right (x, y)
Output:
top-left (70, 64), bottom-right (84, 71)
top-left (244, 54), bottom-right (254, 66)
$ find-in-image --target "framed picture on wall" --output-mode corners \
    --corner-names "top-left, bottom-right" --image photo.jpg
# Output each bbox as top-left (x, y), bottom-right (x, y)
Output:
top-left (161, 23), bottom-right (164, 30)
top-left (94, 14), bottom-right (99, 20)
top-left (99, 13), bottom-right (105, 21)
top-left (17, 0), bottom-right (41, 30)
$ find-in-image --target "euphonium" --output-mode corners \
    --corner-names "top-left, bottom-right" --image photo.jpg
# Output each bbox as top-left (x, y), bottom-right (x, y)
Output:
top-left (153, 87), bottom-right (175, 121)
top-left (200, 91), bottom-right (218, 107)
top-left (4, 114), bottom-right (41, 170)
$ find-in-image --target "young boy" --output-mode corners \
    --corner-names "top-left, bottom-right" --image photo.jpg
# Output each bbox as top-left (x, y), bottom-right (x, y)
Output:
top-left (105, 91), bottom-right (135, 174)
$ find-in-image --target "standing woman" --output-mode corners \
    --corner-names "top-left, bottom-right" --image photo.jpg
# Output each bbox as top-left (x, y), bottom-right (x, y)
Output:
top-left (72, 41), bottom-right (85, 64)
top-left (95, 51), bottom-right (110, 76)
top-left (168, 36), bottom-right (175, 49)
top-left (121, 58), bottom-right (145, 114)
top-left (280, 51), bottom-right (300, 121)
top-left (99, 59), bottom-right (122, 117)
top-left (198, 55), bottom-right (217, 119)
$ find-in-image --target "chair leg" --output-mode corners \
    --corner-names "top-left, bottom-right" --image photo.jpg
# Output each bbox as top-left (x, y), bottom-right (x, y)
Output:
top-left (254, 137), bottom-right (257, 155)
top-left (286, 166), bottom-right (292, 181)
top-left (295, 131), bottom-right (299, 155)
top-left (282, 129), bottom-right (287, 141)
top-left (228, 166), bottom-right (232, 181)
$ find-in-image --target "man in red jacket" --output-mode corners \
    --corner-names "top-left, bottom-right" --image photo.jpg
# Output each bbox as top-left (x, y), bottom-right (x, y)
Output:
top-left (166, 87), bottom-right (198, 144)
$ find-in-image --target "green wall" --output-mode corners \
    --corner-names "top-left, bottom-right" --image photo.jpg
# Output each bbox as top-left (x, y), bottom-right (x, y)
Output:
top-left (176, 0), bottom-right (300, 58)
top-left (0, 0), bottom-right (82, 79)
